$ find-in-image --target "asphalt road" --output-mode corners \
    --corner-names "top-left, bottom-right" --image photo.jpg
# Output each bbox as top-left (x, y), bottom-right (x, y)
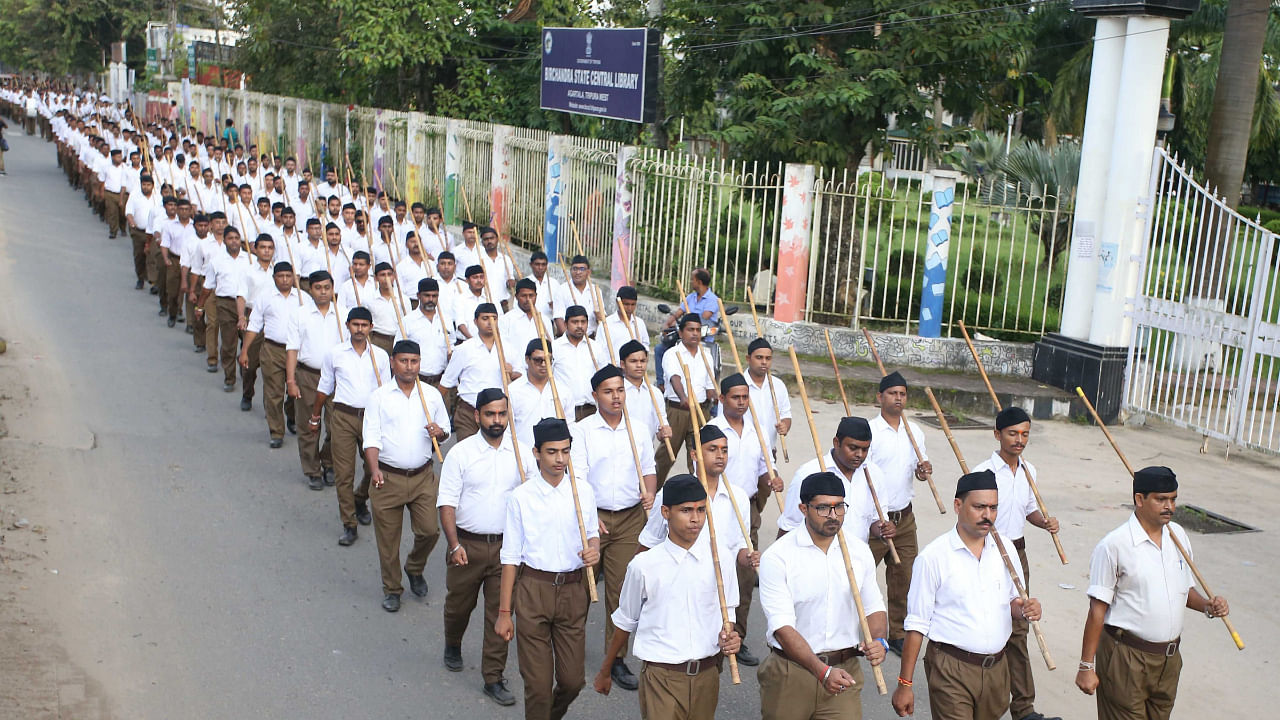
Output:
top-left (2, 125), bottom-right (1273, 720)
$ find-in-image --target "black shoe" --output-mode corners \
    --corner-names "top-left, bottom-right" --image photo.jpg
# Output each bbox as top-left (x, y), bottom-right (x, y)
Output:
top-left (483, 681), bottom-right (516, 706)
top-left (135, 279), bottom-right (144, 290)
top-left (338, 526), bottom-right (357, 546)
top-left (176, 315), bottom-right (184, 323)
top-left (158, 308), bottom-right (167, 316)
top-left (323, 467), bottom-right (335, 486)
top-left (150, 286), bottom-right (159, 295)
top-left (1018, 713), bottom-right (1062, 720)
top-left (736, 644), bottom-right (760, 667)
top-left (887, 638), bottom-right (904, 656)
top-left (307, 476), bottom-right (324, 491)
top-left (355, 502), bottom-right (372, 526)
top-left (443, 645), bottom-right (464, 672)
top-left (109, 232), bottom-right (117, 239)
top-left (222, 383), bottom-right (235, 393)
top-left (167, 317), bottom-right (176, 328)
top-left (407, 572), bottom-right (427, 597)
top-left (381, 594), bottom-right (400, 613)
top-left (287, 418), bottom-right (297, 435)
top-left (207, 364), bottom-right (219, 374)
top-left (611, 659), bottom-right (639, 691)
top-left (240, 397), bottom-right (252, 412)
top-left (269, 438), bottom-right (283, 449)
top-left (194, 345), bottom-right (206, 353)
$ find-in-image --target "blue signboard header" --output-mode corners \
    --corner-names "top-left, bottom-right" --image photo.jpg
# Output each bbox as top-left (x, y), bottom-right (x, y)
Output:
top-left (540, 27), bottom-right (657, 124)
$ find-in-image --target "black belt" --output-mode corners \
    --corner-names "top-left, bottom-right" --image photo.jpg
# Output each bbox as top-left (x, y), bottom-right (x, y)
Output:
top-left (886, 503), bottom-right (913, 524)
top-left (1011, 537), bottom-right (1026, 551)
top-left (519, 565), bottom-right (583, 585)
top-left (377, 459), bottom-right (432, 476)
top-left (419, 373), bottom-right (442, 384)
top-left (931, 641), bottom-right (1005, 668)
top-left (457, 528), bottom-right (503, 543)
top-left (297, 362), bottom-right (321, 374)
top-left (599, 504), bottom-right (642, 515)
top-left (333, 402), bottom-right (365, 417)
top-left (645, 653), bottom-right (724, 675)
top-left (265, 338), bottom-right (286, 349)
top-left (372, 330), bottom-right (394, 340)
top-left (771, 645), bottom-right (863, 666)
top-left (1105, 625), bottom-right (1181, 657)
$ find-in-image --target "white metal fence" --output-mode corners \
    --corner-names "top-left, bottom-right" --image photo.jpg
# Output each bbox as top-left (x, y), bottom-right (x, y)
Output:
top-left (1125, 148), bottom-right (1280, 454)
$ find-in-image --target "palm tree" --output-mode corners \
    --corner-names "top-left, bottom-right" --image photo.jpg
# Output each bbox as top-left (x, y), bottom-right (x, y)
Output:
top-left (1204, 0), bottom-right (1273, 209)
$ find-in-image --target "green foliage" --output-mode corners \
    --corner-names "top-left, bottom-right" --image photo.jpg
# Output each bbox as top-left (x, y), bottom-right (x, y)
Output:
top-left (0, 0), bottom-right (160, 74)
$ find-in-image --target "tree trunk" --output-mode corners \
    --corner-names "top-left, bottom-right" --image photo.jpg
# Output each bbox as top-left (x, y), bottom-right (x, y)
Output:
top-left (1205, 0), bottom-right (1268, 209)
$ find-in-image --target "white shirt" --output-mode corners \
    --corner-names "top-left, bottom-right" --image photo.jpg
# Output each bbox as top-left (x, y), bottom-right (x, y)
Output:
top-left (499, 308), bottom-right (549, 367)
top-left (437, 432), bottom-right (529, 535)
top-left (868, 414), bottom-right (929, 512)
top-left (337, 275), bottom-right (377, 310)
top-left (247, 286), bottom-right (307, 343)
top-left (612, 538), bottom-right (734, 663)
top-left (187, 234), bottom-right (224, 277)
top-left (554, 281), bottom-right (599, 333)
top-left (451, 241), bottom-right (482, 277)
top-left (508, 376), bottom-right (561, 448)
top-left (638, 480), bottom-right (748, 605)
top-left (394, 308), bottom-right (451, 376)
top-left (125, 189), bottom-right (163, 232)
top-left (453, 291), bottom-right (487, 341)
top-left (397, 256), bottom-right (433, 290)
top-left (317, 340), bottom-right (391, 408)
top-left (362, 380), bottom-right (450, 469)
top-left (1088, 515), bottom-right (1195, 644)
top-left (572, 413), bottom-right (657, 511)
top-left (160, 218), bottom-right (196, 261)
top-left (972, 452), bottom-right (1041, 541)
top-left (904, 528), bottom-right (1023, 654)
top-left (528, 273), bottom-right (561, 317)
top-left (501, 472), bottom-right (600, 572)
top-left (478, 251), bottom-right (516, 304)
top-left (440, 336), bottom-right (504, 407)
top-left (365, 290), bottom-right (412, 336)
top-left (662, 343), bottom-right (715, 404)
top-left (626, 377), bottom-right (668, 440)
top-left (777, 453), bottom-right (881, 541)
top-left (287, 301), bottom-right (350, 369)
top-left (604, 312), bottom-right (648, 363)
top-left (552, 335), bottom-right (603, 409)
top-left (416, 224), bottom-right (452, 259)
top-left (710, 415), bottom-right (769, 499)
top-left (240, 262), bottom-right (275, 310)
top-left (760, 527), bottom-right (885, 653)
top-left (318, 246), bottom-right (352, 286)
top-left (746, 372), bottom-right (793, 453)
top-left (101, 161), bottom-right (127, 193)
top-left (204, 248), bottom-right (252, 299)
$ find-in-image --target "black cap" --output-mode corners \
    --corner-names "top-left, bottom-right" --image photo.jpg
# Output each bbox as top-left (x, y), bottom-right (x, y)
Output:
top-left (374, 261), bottom-right (394, 275)
top-left (956, 470), bottom-right (998, 498)
top-left (1134, 466), bottom-right (1178, 495)
top-left (590, 364), bottom-right (624, 391)
top-left (800, 472), bottom-right (846, 503)
top-left (720, 373), bottom-right (748, 394)
top-left (476, 388), bottom-right (506, 410)
top-left (533, 418), bottom-right (572, 447)
top-left (618, 339), bottom-right (647, 360)
top-left (747, 337), bottom-right (772, 354)
top-left (417, 278), bottom-right (439, 293)
top-left (438, 250), bottom-right (455, 262)
top-left (662, 475), bottom-right (707, 507)
top-left (678, 312), bottom-right (701, 329)
top-left (565, 305), bottom-right (588, 320)
top-left (699, 424), bottom-right (727, 444)
top-left (879, 371), bottom-right (907, 392)
top-left (616, 286), bottom-right (638, 301)
top-left (464, 264), bottom-right (484, 278)
top-left (515, 278), bottom-right (537, 293)
top-left (836, 416), bottom-right (872, 442)
top-left (995, 406), bottom-right (1031, 430)
top-left (347, 307), bottom-right (373, 323)
top-left (475, 302), bottom-right (498, 318)
top-left (392, 339), bottom-right (420, 355)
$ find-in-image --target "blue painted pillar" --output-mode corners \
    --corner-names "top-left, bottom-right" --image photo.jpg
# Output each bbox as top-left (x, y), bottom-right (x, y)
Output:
top-left (919, 169), bottom-right (959, 337)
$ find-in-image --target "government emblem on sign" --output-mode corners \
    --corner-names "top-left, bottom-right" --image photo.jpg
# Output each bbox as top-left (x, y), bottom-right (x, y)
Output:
top-left (585, 32), bottom-right (593, 56)
top-left (544, 32), bottom-right (553, 54)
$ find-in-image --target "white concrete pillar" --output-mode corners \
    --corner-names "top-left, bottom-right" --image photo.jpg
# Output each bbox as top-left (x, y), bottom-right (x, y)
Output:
top-left (1059, 16), bottom-right (1127, 339)
top-left (1089, 15), bottom-right (1170, 347)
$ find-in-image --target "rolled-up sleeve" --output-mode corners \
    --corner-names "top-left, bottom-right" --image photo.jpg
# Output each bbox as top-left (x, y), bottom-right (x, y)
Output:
top-left (759, 549), bottom-right (795, 644)
top-left (903, 553), bottom-right (938, 636)
top-left (1087, 540), bottom-right (1118, 605)
top-left (500, 494), bottom-right (524, 566)
top-left (609, 562), bottom-right (645, 634)
top-left (361, 391), bottom-right (383, 451)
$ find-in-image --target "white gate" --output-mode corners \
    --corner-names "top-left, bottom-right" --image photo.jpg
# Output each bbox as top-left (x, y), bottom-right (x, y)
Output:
top-left (1124, 147), bottom-right (1280, 454)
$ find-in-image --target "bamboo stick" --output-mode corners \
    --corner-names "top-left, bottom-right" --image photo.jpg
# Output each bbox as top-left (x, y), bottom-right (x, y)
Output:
top-left (745, 286), bottom-right (790, 463)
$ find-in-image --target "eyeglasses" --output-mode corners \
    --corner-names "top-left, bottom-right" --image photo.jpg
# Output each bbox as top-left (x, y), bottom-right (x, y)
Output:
top-left (808, 502), bottom-right (849, 517)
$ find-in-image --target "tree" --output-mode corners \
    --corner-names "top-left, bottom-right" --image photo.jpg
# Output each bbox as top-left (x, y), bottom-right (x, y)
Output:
top-left (1204, 0), bottom-right (1272, 208)
top-left (0, 0), bottom-right (159, 76)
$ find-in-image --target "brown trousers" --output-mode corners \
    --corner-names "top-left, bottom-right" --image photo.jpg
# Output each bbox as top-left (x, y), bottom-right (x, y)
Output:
top-left (215, 297), bottom-right (241, 386)
top-left (868, 509), bottom-right (919, 641)
top-left (1096, 631), bottom-right (1181, 720)
top-left (736, 500), bottom-right (763, 635)
top-left (514, 569), bottom-right (589, 720)
top-left (104, 190), bottom-right (123, 234)
top-left (130, 229), bottom-right (150, 281)
top-left (259, 341), bottom-right (289, 439)
top-left (294, 365), bottom-right (333, 478)
top-left (639, 661), bottom-right (721, 720)
top-left (758, 650), bottom-right (865, 720)
top-left (161, 259), bottom-right (183, 318)
top-left (202, 291), bottom-right (219, 363)
top-left (573, 404), bottom-right (596, 422)
top-left (242, 316), bottom-right (262, 399)
top-left (1006, 546), bottom-right (1035, 718)
top-left (923, 643), bottom-right (1010, 720)
top-left (189, 285), bottom-right (207, 349)
top-left (598, 504), bottom-right (645, 652)
top-left (329, 407), bottom-right (371, 528)
top-left (370, 331), bottom-right (395, 355)
top-left (443, 533), bottom-right (509, 683)
top-left (371, 464), bottom-right (439, 595)
top-left (150, 243), bottom-right (166, 297)
top-left (452, 398), bottom-right (478, 442)
top-left (654, 399), bottom-right (711, 486)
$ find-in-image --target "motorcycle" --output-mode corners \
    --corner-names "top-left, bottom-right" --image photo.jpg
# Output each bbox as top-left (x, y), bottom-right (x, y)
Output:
top-left (654, 302), bottom-right (739, 388)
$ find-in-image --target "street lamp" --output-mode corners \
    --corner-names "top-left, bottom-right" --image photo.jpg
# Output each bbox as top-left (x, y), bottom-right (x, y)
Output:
top-left (1156, 100), bottom-right (1176, 146)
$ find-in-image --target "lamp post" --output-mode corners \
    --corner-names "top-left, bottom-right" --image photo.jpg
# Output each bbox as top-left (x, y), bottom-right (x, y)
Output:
top-left (1156, 100), bottom-right (1177, 147)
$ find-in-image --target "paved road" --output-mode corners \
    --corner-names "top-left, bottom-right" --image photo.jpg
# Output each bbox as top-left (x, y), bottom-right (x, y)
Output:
top-left (2, 127), bottom-right (1274, 719)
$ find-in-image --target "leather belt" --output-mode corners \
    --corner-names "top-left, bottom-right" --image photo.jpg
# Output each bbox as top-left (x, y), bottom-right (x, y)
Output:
top-left (378, 459), bottom-right (432, 476)
top-left (599, 503), bottom-right (642, 515)
top-left (419, 373), bottom-right (442, 384)
top-left (457, 528), bottom-right (503, 543)
top-left (297, 362), bottom-right (321, 375)
top-left (265, 338), bottom-right (286, 349)
top-left (931, 642), bottom-right (1005, 668)
top-left (372, 330), bottom-right (395, 340)
top-left (333, 402), bottom-right (364, 417)
top-left (1105, 625), bottom-right (1181, 657)
top-left (1012, 537), bottom-right (1027, 551)
top-left (771, 645), bottom-right (863, 667)
top-left (887, 503), bottom-right (913, 524)
top-left (519, 565), bottom-right (583, 586)
top-left (645, 653), bottom-right (724, 676)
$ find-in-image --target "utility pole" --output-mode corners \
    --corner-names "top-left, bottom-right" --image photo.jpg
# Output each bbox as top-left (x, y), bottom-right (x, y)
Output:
top-left (648, 0), bottom-right (667, 149)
